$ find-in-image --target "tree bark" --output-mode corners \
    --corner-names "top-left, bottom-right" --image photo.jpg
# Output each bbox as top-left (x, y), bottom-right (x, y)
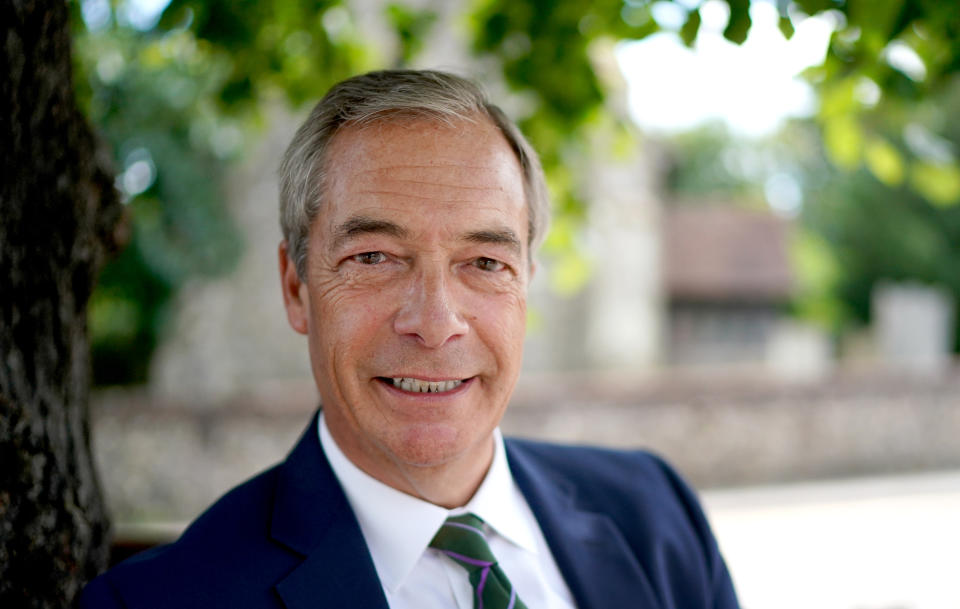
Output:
top-left (1, 1), bottom-right (121, 606)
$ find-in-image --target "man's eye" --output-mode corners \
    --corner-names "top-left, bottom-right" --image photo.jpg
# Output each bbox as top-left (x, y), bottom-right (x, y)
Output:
top-left (353, 251), bottom-right (387, 265)
top-left (473, 257), bottom-right (505, 272)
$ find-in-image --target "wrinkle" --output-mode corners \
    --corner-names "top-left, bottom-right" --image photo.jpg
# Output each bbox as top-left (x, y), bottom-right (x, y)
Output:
top-left (359, 190), bottom-right (481, 203)
top-left (366, 178), bottom-right (501, 191)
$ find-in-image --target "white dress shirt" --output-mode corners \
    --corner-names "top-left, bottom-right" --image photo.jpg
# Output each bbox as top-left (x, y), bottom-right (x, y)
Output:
top-left (319, 414), bottom-right (577, 609)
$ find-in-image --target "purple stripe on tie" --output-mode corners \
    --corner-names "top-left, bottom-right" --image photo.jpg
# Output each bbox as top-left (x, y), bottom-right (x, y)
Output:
top-left (443, 521), bottom-right (485, 537)
top-left (476, 565), bottom-right (491, 609)
top-left (439, 550), bottom-right (494, 568)
top-left (506, 583), bottom-right (516, 609)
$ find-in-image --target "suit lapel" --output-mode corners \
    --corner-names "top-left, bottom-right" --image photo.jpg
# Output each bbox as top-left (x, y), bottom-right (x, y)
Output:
top-left (506, 441), bottom-right (664, 609)
top-left (270, 412), bottom-right (390, 609)
top-left (264, 415), bottom-right (664, 609)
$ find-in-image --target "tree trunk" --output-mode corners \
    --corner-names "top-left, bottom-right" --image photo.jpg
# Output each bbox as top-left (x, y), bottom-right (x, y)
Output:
top-left (1, 1), bottom-right (121, 606)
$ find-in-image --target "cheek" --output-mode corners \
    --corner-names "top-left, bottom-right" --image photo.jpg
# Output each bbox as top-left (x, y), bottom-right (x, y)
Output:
top-left (312, 280), bottom-right (399, 347)
top-left (476, 291), bottom-right (527, 354)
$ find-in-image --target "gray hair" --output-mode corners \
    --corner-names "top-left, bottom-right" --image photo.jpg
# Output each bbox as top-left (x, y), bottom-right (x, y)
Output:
top-left (278, 69), bottom-right (550, 279)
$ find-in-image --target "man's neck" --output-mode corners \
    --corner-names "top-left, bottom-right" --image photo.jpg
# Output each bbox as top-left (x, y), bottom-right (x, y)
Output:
top-left (324, 417), bottom-right (495, 509)
top-left (380, 449), bottom-right (494, 508)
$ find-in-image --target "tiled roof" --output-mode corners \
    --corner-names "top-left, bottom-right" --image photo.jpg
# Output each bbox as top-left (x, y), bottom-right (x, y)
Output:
top-left (664, 204), bottom-right (793, 301)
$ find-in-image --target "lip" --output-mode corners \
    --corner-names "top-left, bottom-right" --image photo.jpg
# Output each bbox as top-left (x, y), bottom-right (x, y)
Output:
top-left (375, 376), bottom-right (475, 398)
top-left (383, 374), bottom-right (469, 383)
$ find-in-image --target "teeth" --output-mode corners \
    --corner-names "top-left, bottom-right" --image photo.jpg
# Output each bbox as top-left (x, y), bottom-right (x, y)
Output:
top-left (391, 377), bottom-right (463, 393)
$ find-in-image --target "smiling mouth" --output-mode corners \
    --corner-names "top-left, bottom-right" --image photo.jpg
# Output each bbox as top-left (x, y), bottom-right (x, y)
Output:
top-left (377, 377), bottom-right (467, 393)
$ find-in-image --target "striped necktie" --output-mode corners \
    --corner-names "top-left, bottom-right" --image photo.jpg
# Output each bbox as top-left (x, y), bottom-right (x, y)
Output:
top-left (429, 513), bottom-right (528, 609)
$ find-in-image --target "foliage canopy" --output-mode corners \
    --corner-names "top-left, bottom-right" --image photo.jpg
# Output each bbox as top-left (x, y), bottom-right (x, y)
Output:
top-left (74, 0), bottom-right (960, 382)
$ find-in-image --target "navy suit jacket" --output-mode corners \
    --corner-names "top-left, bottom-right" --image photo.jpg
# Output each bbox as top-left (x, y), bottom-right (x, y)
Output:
top-left (81, 412), bottom-right (739, 608)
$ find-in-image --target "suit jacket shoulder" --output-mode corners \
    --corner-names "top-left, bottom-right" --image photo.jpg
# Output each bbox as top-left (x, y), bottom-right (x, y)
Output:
top-left (80, 415), bottom-right (385, 609)
top-left (505, 438), bottom-right (739, 609)
top-left (80, 464), bottom-right (296, 608)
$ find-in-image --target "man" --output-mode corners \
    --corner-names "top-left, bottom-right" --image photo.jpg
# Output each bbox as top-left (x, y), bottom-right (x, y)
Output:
top-left (81, 69), bottom-right (739, 609)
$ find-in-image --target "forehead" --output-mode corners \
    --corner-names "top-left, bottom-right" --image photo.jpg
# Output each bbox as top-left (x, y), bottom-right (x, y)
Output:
top-left (319, 117), bottom-right (527, 237)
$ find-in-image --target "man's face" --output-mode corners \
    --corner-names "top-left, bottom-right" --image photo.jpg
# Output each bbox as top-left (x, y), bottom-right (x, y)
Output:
top-left (280, 117), bottom-right (530, 490)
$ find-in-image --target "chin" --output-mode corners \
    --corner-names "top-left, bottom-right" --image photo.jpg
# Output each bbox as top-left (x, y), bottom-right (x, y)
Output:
top-left (387, 422), bottom-right (483, 468)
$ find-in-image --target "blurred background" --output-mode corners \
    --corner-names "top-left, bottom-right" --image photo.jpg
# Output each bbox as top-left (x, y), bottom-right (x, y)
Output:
top-left (74, 0), bottom-right (960, 607)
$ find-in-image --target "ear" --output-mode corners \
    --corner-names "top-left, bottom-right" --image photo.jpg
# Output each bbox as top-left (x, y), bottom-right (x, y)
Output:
top-left (279, 241), bottom-right (308, 335)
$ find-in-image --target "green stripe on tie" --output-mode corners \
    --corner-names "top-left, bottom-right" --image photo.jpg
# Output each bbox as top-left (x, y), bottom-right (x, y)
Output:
top-left (429, 513), bottom-right (528, 609)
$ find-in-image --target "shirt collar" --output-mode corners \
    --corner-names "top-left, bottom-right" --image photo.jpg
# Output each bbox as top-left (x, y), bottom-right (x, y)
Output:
top-left (318, 413), bottom-right (538, 594)
top-left (461, 431), bottom-right (539, 555)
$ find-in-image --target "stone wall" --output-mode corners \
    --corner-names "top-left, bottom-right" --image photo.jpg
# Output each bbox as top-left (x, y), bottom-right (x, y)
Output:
top-left (506, 366), bottom-right (960, 487)
top-left (92, 365), bottom-right (960, 526)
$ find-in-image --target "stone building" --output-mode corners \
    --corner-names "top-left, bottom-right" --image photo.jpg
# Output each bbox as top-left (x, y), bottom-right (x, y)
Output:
top-left (663, 203), bottom-right (793, 366)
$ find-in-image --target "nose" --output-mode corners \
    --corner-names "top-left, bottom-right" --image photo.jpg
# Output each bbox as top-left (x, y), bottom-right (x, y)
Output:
top-left (393, 265), bottom-right (469, 348)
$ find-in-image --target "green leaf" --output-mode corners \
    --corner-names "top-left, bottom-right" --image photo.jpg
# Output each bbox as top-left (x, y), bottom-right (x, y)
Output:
top-left (819, 78), bottom-right (858, 118)
top-left (911, 161), bottom-right (960, 206)
top-left (823, 116), bottom-right (863, 169)
top-left (864, 137), bottom-right (904, 186)
top-left (789, 229), bottom-right (844, 329)
top-left (792, 0), bottom-right (842, 15)
top-left (778, 16), bottom-right (795, 40)
top-left (848, 0), bottom-right (906, 42)
top-left (680, 8), bottom-right (701, 47)
top-left (385, 2), bottom-right (438, 66)
top-left (723, 0), bottom-right (752, 45)
top-left (549, 250), bottom-right (592, 297)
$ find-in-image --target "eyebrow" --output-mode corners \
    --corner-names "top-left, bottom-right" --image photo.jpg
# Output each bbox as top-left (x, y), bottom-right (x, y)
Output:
top-left (332, 215), bottom-right (522, 255)
top-left (333, 216), bottom-right (408, 249)
top-left (463, 228), bottom-right (522, 255)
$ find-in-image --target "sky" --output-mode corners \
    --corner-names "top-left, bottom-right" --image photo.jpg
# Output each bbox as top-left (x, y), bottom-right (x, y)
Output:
top-left (616, 0), bottom-right (836, 136)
